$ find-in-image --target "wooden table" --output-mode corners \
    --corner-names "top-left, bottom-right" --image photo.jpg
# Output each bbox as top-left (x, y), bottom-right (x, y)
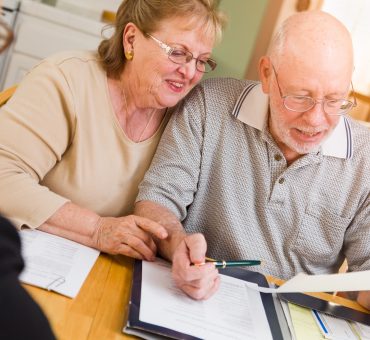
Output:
top-left (24, 254), bottom-right (136, 340)
top-left (24, 255), bottom-right (369, 340)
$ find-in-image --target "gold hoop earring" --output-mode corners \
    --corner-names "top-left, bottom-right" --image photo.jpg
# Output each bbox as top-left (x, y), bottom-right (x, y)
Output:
top-left (125, 50), bottom-right (134, 61)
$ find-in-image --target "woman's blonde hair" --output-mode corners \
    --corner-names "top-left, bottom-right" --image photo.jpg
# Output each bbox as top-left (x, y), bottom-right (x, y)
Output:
top-left (98, 0), bottom-right (226, 77)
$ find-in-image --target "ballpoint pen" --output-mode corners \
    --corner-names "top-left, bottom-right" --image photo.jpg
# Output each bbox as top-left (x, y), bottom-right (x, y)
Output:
top-left (194, 257), bottom-right (263, 269)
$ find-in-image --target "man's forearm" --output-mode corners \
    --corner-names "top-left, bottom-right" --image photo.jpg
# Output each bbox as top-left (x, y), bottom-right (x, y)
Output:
top-left (134, 200), bottom-right (186, 261)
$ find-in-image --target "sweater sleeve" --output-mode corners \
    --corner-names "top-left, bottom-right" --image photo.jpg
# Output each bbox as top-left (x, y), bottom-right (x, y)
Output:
top-left (0, 60), bottom-right (76, 229)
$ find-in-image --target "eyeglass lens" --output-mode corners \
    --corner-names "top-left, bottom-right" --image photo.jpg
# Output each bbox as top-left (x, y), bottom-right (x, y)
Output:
top-left (168, 49), bottom-right (216, 73)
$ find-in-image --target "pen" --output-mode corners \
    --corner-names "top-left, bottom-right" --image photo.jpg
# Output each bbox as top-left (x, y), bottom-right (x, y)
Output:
top-left (311, 310), bottom-right (330, 338)
top-left (194, 257), bottom-right (263, 269)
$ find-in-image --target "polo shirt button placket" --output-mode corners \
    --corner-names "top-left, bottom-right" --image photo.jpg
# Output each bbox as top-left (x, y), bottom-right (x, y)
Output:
top-left (274, 154), bottom-right (283, 161)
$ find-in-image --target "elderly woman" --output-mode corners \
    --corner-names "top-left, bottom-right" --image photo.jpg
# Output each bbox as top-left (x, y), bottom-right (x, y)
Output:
top-left (0, 0), bottom-right (226, 260)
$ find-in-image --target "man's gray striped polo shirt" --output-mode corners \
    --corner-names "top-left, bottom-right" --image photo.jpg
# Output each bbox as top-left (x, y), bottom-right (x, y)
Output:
top-left (137, 78), bottom-right (370, 280)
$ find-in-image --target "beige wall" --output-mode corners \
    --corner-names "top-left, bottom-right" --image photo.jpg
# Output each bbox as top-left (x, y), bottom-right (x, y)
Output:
top-left (245, 0), bottom-right (323, 80)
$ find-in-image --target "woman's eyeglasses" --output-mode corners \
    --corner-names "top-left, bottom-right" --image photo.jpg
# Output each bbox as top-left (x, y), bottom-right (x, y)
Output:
top-left (146, 33), bottom-right (217, 73)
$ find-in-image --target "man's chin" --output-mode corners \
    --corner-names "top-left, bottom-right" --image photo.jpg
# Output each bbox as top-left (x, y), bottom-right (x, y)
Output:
top-left (297, 145), bottom-right (321, 155)
top-left (287, 130), bottom-right (334, 155)
top-left (287, 139), bottom-right (321, 155)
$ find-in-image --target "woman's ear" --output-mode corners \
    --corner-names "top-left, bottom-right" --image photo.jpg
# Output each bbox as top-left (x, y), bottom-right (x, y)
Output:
top-left (123, 22), bottom-right (137, 51)
top-left (259, 56), bottom-right (271, 94)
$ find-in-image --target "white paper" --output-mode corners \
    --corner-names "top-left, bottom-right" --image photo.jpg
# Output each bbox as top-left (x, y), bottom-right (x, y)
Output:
top-left (313, 311), bottom-right (358, 340)
top-left (351, 322), bottom-right (370, 340)
top-left (246, 271), bottom-right (370, 294)
top-left (280, 299), bottom-right (297, 340)
top-left (139, 260), bottom-right (273, 340)
top-left (19, 229), bottom-right (100, 298)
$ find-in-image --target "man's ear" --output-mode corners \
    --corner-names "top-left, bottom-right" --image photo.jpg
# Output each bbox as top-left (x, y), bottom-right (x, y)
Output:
top-left (259, 56), bottom-right (271, 94)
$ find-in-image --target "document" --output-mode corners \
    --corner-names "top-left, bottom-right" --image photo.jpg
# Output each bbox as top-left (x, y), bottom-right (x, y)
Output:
top-left (311, 310), bottom-right (358, 339)
top-left (138, 260), bottom-right (273, 340)
top-left (352, 322), bottom-right (370, 339)
top-left (280, 300), bottom-right (297, 340)
top-left (288, 303), bottom-right (324, 340)
top-left (248, 270), bottom-right (370, 294)
top-left (19, 229), bottom-right (100, 298)
top-left (288, 303), bottom-right (370, 340)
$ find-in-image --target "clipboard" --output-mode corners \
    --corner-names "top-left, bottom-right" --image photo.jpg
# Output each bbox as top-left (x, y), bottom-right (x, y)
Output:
top-left (279, 292), bottom-right (370, 326)
top-left (123, 260), bottom-right (285, 340)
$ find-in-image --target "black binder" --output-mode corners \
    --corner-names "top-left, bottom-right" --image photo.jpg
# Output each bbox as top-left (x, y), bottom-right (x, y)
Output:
top-left (279, 292), bottom-right (370, 326)
top-left (123, 260), bottom-right (284, 340)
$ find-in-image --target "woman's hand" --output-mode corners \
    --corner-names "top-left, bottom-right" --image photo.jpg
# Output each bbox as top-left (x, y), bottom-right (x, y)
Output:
top-left (91, 215), bottom-right (168, 260)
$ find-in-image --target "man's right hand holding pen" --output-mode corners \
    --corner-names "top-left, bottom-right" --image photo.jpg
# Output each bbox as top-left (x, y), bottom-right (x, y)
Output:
top-left (171, 234), bottom-right (263, 300)
top-left (171, 233), bottom-right (221, 300)
top-left (135, 202), bottom-right (218, 300)
top-left (135, 201), bottom-right (258, 301)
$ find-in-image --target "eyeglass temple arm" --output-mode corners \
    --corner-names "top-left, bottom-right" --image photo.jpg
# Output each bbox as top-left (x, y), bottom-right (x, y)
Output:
top-left (146, 33), bottom-right (172, 54)
top-left (350, 82), bottom-right (357, 107)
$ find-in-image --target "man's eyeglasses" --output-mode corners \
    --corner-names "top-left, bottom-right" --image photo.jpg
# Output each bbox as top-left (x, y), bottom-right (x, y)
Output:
top-left (146, 33), bottom-right (217, 73)
top-left (271, 63), bottom-right (357, 116)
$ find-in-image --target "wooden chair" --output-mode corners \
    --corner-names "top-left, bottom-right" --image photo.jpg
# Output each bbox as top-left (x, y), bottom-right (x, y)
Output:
top-left (0, 85), bottom-right (17, 106)
top-left (350, 91), bottom-right (370, 123)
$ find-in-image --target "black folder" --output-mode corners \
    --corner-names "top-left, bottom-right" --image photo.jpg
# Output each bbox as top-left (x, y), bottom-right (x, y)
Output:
top-left (279, 292), bottom-right (370, 326)
top-left (123, 260), bottom-right (284, 340)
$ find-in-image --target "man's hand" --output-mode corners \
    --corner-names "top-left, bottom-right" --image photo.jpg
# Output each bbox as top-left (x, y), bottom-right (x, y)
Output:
top-left (92, 215), bottom-right (168, 260)
top-left (357, 291), bottom-right (370, 310)
top-left (172, 233), bottom-right (220, 300)
top-left (134, 201), bottom-right (219, 299)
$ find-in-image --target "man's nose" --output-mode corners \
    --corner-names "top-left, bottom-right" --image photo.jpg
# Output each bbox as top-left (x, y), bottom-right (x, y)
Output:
top-left (302, 100), bottom-right (329, 126)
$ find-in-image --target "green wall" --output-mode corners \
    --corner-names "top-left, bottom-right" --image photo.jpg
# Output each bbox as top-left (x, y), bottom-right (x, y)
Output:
top-left (208, 0), bottom-right (268, 79)
top-left (41, 0), bottom-right (267, 80)
top-left (41, 0), bottom-right (58, 5)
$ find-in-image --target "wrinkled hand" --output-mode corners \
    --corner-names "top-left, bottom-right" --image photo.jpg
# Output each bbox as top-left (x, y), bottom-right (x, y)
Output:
top-left (172, 233), bottom-right (220, 300)
top-left (91, 215), bottom-right (167, 260)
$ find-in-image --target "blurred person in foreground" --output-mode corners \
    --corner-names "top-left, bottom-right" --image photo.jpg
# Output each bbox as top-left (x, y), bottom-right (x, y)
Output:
top-left (135, 10), bottom-right (370, 308)
top-left (0, 0), bottom-right (225, 260)
top-left (0, 216), bottom-right (55, 339)
top-left (0, 12), bottom-right (55, 339)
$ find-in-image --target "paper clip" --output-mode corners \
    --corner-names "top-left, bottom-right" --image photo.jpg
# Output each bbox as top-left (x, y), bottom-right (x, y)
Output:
top-left (46, 276), bottom-right (66, 291)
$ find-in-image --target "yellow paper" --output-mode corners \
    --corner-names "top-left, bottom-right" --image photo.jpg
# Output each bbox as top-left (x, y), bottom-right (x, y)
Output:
top-left (288, 303), bottom-right (325, 340)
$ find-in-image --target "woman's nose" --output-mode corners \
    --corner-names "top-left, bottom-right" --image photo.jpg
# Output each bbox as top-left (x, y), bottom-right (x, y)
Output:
top-left (177, 59), bottom-right (197, 79)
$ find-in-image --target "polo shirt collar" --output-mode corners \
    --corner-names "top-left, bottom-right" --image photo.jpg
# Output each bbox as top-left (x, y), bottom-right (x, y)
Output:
top-left (231, 82), bottom-right (353, 159)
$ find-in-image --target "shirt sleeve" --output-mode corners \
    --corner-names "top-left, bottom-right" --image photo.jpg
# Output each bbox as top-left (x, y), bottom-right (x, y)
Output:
top-left (0, 60), bottom-right (76, 229)
top-left (136, 85), bottom-right (206, 221)
top-left (344, 193), bottom-right (370, 272)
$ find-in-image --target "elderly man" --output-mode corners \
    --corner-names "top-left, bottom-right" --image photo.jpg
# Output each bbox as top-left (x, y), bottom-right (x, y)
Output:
top-left (135, 11), bottom-right (370, 308)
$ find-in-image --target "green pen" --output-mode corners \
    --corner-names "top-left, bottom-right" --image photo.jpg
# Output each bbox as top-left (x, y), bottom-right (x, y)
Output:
top-left (195, 257), bottom-right (263, 269)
